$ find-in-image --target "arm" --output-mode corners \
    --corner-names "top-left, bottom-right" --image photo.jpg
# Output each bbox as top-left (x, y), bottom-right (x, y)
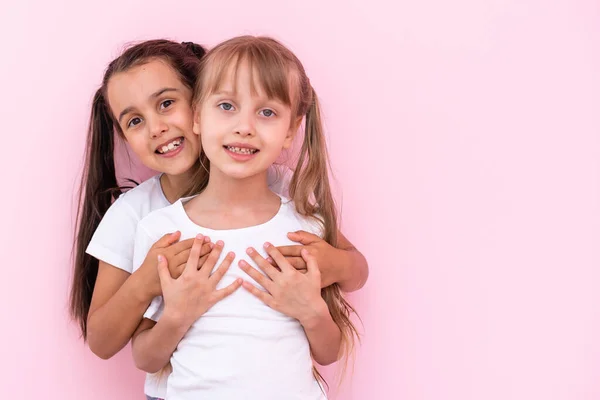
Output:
top-left (241, 246), bottom-right (342, 365)
top-left (280, 230), bottom-right (369, 292)
top-left (131, 315), bottom-right (189, 373)
top-left (132, 238), bottom-right (241, 373)
top-left (301, 301), bottom-right (342, 366)
top-left (86, 262), bottom-right (154, 359)
top-left (87, 232), bottom-right (205, 359)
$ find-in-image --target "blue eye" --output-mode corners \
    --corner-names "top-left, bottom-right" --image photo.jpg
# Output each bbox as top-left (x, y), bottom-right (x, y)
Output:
top-left (127, 117), bottom-right (142, 128)
top-left (260, 109), bottom-right (275, 117)
top-left (160, 100), bottom-right (174, 109)
top-left (219, 102), bottom-right (234, 111)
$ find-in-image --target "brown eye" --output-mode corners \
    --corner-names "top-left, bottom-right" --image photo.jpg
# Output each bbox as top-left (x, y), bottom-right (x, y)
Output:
top-left (127, 117), bottom-right (142, 128)
top-left (160, 100), bottom-right (174, 109)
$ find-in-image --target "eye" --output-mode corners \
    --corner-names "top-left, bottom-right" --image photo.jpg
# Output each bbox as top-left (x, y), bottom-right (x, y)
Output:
top-left (218, 102), bottom-right (234, 111)
top-left (160, 99), bottom-right (174, 110)
top-left (259, 109), bottom-right (276, 117)
top-left (127, 117), bottom-right (142, 128)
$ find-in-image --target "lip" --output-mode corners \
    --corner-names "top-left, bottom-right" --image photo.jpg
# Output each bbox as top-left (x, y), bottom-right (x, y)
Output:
top-left (156, 137), bottom-right (185, 158)
top-left (223, 143), bottom-right (259, 162)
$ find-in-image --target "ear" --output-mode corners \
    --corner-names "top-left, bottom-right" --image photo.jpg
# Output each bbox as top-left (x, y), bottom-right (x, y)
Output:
top-left (192, 108), bottom-right (201, 136)
top-left (283, 116), bottom-right (303, 149)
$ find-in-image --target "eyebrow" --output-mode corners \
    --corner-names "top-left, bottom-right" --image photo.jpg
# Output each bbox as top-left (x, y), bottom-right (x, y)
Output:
top-left (117, 87), bottom-right (179, 124)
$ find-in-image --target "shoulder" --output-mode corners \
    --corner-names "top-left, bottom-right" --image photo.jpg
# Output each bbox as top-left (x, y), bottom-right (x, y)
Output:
top-left (118, 175), bottom-right (166, 212)
top-left (137, 199), bottom-right (186, 238)
top-left (278, 198), bottom-right (325, 238)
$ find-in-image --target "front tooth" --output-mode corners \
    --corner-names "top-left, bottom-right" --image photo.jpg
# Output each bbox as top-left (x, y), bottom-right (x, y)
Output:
top-left (168, 143), bottom-right (175, 150)
top-left (162, 146), bottom-right (169, 153)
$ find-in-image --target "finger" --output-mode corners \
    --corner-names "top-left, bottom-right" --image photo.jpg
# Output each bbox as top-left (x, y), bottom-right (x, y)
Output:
top-left (238, 260), bottom-right (275, 292)
top-left (246, 247), bottom-right (281, 280)
top-left (284, 256), bottom-right (307, 270)
top-left (172, 262), bottom-right (186, 279)
top-left (197, 254), bottom-right (209, 270)
top-left (153, 231), bottom-right (181, 249)
top-left (183, 235), bottom-right (204, 274)
top-left (287, 230), bottom-right (321, 245)
top-left (302, 248), bottom-right (320, 277)
top-left (263, 243), bottom-right (294, 273)
top-left (214, 278), bottom-right (243, 301)
top-left (157, 255), bottom-right (172, 287)
top-left (208, 251), bottom-right (235, 283)
top-left (171, 237), bottom-right (196, 254)
top-left (171, 249), bottom-right (191, 270)
top-left (242, 281), bottom-right (275, 308)
top-left (276, 245), bottom-right (303, 257)
top-left (200, 240), bottom-right (225, 276)
top-left (199, 242), bottom-right (213, 257)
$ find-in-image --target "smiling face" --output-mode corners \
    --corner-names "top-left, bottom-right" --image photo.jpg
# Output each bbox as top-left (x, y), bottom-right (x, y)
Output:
top-left (106, 58), bottom-right (200, 176)
top-left (194, 60), bottom-right (299, 181)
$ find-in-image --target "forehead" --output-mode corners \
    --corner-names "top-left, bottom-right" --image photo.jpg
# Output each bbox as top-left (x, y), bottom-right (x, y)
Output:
top-left (204, 57), bottom-right (295, 104)
top-left (106, 59), bottom-right (190, 112)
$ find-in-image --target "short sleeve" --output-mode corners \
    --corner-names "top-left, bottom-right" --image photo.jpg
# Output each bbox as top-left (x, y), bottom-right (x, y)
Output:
top-left (132, 223), bottom-right (165, 322)
top-left (86, 196), bottom-right (139, 273)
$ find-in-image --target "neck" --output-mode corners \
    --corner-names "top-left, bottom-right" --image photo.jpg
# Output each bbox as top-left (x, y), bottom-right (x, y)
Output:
top-left (196, 167), bottom-right (275, 211)
top-left (160, 168), bottom-right (196, 203)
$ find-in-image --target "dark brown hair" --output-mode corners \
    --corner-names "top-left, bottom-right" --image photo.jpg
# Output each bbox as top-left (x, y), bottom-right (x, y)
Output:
top-left (69, 40), bottom-right (206, 338)
top-left (189, 36), bottom-right (360, 382)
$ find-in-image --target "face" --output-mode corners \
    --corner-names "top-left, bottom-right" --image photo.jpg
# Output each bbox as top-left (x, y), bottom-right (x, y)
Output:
top-left (106, 59), bottom-right (200, 177)
top-left (194, 62), bottom-right (298, 180)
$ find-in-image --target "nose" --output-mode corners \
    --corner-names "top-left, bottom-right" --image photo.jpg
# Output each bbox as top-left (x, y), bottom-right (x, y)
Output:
top-left (234, 111), bottom-right (255, 137)
top-left (148, 115), bottom-right (168, 139)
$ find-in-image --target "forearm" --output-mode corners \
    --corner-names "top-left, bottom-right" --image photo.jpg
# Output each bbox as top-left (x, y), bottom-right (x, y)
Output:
top-left (87, 271), bottom-right (153, 359)
top-left (334, 248), bottom-right (369, 292)
top-left (132, 315), bottom-right (190, 373)
top-left (301, 303), bottom-right (342, 366)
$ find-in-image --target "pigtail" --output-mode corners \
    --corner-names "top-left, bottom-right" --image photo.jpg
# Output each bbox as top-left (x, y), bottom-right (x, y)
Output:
top-left (290, 88), bottom-right (360, 384)
top-left (70, 89), bottom-right (122, 338)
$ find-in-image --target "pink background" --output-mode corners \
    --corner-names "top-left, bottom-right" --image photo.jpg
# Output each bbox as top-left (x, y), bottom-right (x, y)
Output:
top-left (1, 0), bottom-right (599, 399)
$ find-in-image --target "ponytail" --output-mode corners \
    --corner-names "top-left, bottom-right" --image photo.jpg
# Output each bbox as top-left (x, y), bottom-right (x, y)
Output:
top-left (70, 89), bottom-right (123, 338)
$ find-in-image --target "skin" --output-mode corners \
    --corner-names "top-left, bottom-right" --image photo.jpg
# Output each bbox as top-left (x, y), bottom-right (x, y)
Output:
top-left (86, 59), bottom-right (368, 360)
top-left (133, 61), bottom-right (341, 370)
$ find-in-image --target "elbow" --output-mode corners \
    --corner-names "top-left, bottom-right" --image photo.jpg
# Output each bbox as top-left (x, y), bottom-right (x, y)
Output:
top-left (86, 325), bottom-right (118, 360)
top-left (313, 343), bottom-right (343, 366)
top-left (342, 251), bottom-right (369, 293)
top-left (134, 357), bottom-right (162, 374)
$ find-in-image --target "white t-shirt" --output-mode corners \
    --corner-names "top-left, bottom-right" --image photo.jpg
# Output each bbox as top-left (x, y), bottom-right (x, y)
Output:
top-left (85, 165), bottom-right (293, 397)
top-left (86, 165), bottom-right (292, 274)
top-left (132, 196), bottom-right (326, 400)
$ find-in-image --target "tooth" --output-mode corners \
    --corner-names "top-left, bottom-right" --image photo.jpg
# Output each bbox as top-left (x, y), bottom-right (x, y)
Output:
top-left (168, 143), bottom-right (175, 150)
top-left (162, 146), bottom-right (169, 153)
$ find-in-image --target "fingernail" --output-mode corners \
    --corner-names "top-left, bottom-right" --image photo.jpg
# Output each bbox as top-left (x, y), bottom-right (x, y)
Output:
top-left (263, 242), bottom-right (272, 249)
top-left (210, 243), bottom-right (215, 249)
top-left (216, 240), bottom-right (224, 246)
top-left (196, 234), bottom-right (203, 240)
top-left (246, 247), bottom-right (254, 255)
top-left (266, 257), bottom-right (274, 263)
top-left (204, 236), bottom-right (211, 242)
top-left (157, 255), bottom-right (164, 262)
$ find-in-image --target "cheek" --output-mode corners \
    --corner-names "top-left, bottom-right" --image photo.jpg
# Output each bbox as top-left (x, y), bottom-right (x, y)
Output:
top-left (124, 135), bottom-right (152, 158)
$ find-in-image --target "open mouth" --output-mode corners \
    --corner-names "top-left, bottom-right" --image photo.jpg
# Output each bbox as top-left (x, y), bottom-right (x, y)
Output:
top-left (156, 137), bottom-right (184, 154)
top-left (224, 145), bottom-right (259, 155)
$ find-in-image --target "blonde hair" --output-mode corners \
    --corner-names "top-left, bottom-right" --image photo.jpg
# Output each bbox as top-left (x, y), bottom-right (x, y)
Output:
top-left (188, 35), bottom-right (360, 384)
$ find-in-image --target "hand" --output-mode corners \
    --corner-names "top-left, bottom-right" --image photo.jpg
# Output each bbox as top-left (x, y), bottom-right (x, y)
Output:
top-left (239, 243), bottom-right (327, 327)
top-left (139, 231), bottom-right (213, 297)
top-left (275, 230), bottom-right (343, 288)
top-left (158, 235), bottom-right (242, 329)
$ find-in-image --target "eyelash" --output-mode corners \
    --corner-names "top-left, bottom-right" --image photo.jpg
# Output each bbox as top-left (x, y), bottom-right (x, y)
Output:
top-left (126, 100), bottom-right (175, 128)
top-left (217, 102), bottom-right (277, 117)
